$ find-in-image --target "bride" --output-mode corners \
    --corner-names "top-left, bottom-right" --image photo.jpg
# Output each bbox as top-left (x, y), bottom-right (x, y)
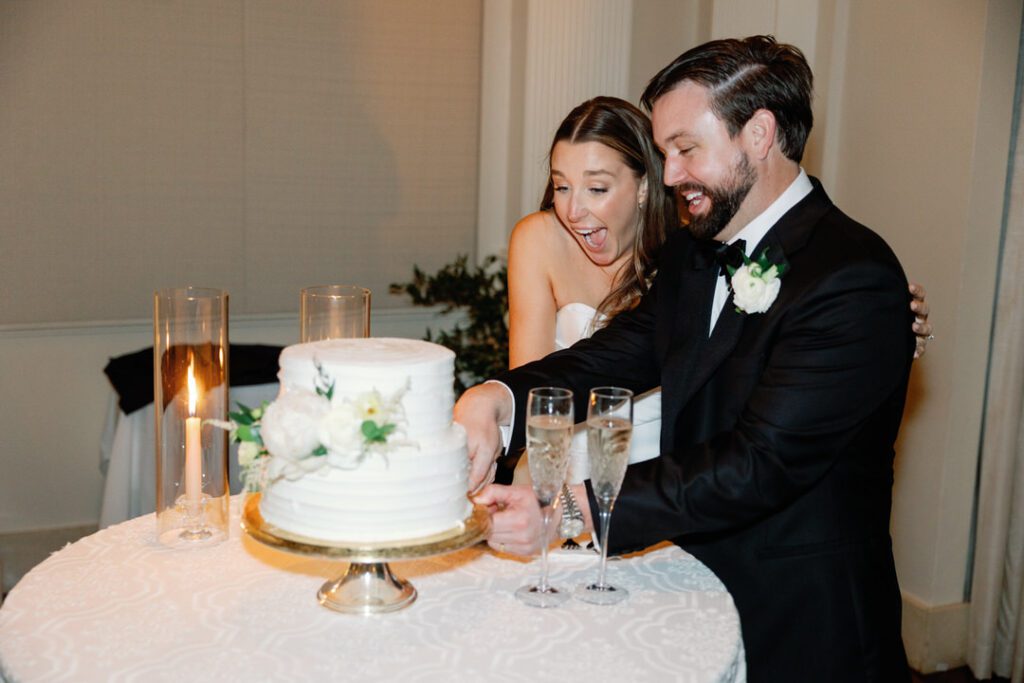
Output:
top-left (508, 97), bottom-right (674, 484)
top-left (507, 96), bottom-right (932, 487)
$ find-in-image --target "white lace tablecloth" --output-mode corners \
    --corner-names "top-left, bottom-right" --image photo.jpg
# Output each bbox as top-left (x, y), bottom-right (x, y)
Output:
top-left (0, 498), bottom-right (745, 683)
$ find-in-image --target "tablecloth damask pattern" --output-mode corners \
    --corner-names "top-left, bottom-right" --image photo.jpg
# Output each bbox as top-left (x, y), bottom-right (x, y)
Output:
top-left (0, 499), bottom-right (745, 682)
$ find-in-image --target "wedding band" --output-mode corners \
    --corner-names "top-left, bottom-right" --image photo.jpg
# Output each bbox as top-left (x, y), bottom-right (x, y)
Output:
top-left (927, 334), bottom-right (935, 341)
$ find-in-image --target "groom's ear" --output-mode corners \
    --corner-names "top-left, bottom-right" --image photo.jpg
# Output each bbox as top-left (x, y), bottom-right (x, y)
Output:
top-left (744, 109), bottom-right (777, 160)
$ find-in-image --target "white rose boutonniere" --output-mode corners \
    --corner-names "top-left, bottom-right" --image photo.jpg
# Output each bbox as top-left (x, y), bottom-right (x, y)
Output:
top-left (727, 248), bottom-right (789, 315)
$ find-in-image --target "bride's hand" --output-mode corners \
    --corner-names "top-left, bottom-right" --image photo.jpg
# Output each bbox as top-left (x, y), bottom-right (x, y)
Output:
top-left (909, 282), bottom-right (932, 359)
top-left (454, 383), bottom-right (511, 492)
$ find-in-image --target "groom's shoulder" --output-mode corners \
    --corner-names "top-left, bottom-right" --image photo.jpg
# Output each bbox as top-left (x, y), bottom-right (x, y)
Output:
top-left (808, 204), bottom-right (905, 274)
top-left (778, 203), bottom-right (910, 311)
top-left (792, 178), bottom-right (904, 273)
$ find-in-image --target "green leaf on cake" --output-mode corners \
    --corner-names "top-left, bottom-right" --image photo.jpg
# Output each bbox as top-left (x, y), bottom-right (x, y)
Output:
top-left (235, 424), bottom-right (258, 443)
top-left (313, 360), bottom-right (335, 401)
top-left (361, 420), bottom-right (396, 444)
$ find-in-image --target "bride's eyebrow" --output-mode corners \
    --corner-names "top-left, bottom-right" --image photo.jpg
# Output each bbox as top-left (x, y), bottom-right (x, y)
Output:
top-left (550, 168), bottom-right (614, 178)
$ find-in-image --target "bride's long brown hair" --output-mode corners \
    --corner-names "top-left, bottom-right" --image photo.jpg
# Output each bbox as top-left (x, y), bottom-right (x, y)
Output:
top-left (539, 97), bottom-right (679, 323)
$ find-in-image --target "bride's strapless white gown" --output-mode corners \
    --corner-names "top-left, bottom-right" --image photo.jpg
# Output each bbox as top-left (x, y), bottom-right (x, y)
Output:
top-left (555, 303), bottom-right (662, 483)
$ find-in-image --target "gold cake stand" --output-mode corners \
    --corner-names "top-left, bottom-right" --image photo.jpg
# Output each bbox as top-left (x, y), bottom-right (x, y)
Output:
top-left (241, 493), bottom-right (489, 615)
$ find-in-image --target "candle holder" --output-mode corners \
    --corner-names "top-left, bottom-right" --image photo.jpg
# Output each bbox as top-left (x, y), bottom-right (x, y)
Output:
top-left (154, 287), bottom-right (230, 547)
top-left (300, 285), bottom-right (370, 342)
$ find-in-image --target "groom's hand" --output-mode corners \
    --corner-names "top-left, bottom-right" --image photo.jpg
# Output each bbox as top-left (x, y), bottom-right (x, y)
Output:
top-left (474, 484), bottom-right (552, 555)
top-left (454, 382), bottom-right (513, 492)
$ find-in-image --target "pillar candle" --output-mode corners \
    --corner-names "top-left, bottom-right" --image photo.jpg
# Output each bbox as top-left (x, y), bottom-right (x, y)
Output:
top-left (185, 365), bottom-right (202, 505)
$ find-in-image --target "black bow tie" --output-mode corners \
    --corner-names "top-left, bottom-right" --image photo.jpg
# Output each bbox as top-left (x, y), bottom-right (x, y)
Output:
top-left (694, 239), bottom-right (747, 278)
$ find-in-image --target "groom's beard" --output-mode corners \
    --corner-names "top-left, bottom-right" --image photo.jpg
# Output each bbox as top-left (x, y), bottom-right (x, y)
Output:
top-left (681, 152), bottom-right (757, 241)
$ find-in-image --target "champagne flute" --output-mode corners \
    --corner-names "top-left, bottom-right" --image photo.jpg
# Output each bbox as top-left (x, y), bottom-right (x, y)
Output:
top-left (576, 386), bottom-right (633, 605)
top-left (515, 387), bottom-right (574, 608)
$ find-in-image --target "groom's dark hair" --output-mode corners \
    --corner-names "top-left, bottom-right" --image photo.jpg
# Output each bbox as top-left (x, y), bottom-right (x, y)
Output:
top-left (641, 35), bottom-right (813, 163)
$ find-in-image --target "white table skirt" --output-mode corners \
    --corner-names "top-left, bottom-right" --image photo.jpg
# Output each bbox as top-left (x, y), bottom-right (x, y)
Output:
top-left (99, 383), bottom-right (281, 528)
top-left (1, 498), bottom-right (746, 683)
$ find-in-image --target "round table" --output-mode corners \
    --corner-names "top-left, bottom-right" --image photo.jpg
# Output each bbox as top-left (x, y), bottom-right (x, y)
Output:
top-left (0, 498), bottom-right (745, 682)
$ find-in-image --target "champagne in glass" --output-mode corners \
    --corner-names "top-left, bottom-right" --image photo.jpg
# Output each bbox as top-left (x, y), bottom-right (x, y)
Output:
top-left (515, 387), bottom-right (573, 608)
top-left (526, 413), bottom-right (573, 504)
top-left (588, 415), bottom-right (633, 505)
top-left (576, 387), bottom-right (633, 605)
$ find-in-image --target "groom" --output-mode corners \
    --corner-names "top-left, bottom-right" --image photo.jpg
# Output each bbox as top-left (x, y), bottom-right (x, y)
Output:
top-left (455, 36), bottom-right (914, 681)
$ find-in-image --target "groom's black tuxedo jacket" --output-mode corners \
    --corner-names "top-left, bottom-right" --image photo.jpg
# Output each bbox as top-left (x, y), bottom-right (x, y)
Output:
top-left (499, 179), bottom-right (914, 682)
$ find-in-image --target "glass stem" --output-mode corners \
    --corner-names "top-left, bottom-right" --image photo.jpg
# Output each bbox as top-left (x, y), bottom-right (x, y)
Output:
top-left (596, 504), bottom-right (613, 588)
top-left (538, 504), bottom-right (552, 592)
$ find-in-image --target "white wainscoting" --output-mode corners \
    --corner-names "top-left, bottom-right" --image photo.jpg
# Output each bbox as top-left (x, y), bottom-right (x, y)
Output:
top-left (901, 594), bottom-right (970, 674)
top-left (0, 307), bottom-right (455, 535)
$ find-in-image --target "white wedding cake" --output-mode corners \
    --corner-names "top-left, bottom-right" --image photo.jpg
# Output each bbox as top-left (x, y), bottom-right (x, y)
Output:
top-left (256, 337), bottom-right (471, 543)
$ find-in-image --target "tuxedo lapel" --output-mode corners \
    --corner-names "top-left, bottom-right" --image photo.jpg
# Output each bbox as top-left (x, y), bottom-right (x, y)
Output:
top-left (681, 295), bottom-right (746, 405)
top-left (659, 248), bottom-right (716, 449)
top-left (665, 262), bottom-right (714, 378)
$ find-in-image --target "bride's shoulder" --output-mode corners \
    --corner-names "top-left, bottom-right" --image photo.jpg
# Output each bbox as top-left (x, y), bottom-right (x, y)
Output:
top-left (510, 210), bottom-right (568, 254)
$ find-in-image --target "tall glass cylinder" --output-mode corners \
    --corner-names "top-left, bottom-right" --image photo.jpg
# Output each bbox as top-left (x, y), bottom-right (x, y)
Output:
top-left (154, 287), bottom-right (230, 547)
top-left (300, 285), bottom-right (370, 342)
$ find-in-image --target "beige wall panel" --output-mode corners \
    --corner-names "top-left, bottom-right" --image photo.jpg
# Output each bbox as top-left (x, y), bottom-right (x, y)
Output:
top-left (518, 0), bottom-right (632, 216)
top-left (242, 0), bottom-right (480, 314)
top-left (0, 1), bottom-right (480, 323)
top-left (710, 0), bottom-right (776, 40)
top-left (628, 0), bottom-right (704, 104)
top-left (0, 1), bottom-right (247, 323)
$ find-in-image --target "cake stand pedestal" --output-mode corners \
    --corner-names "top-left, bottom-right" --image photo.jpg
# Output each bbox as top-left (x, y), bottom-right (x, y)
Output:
top-left (241, 494), bottom-right (489, 615)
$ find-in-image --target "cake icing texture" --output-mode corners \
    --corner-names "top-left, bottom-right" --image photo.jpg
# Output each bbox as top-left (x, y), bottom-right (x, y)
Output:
top-left (257, 337), bottom-right (471, 543)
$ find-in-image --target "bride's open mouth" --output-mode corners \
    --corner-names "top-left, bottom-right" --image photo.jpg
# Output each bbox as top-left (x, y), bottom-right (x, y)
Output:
top-left (574, 227), bottom-right (607, 250)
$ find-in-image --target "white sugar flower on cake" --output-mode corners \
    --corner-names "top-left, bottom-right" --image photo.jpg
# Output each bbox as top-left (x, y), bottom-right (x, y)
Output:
top-left (260, 389), bottom-right (328, 464)
top-left (211, 360), bottom-right (407, 489)
top-left (317, 387), bottom-right (406, 471)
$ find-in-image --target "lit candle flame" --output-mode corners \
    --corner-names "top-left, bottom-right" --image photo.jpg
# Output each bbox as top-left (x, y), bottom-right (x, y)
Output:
top-left (187, 363), bottom-right (198, 416)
